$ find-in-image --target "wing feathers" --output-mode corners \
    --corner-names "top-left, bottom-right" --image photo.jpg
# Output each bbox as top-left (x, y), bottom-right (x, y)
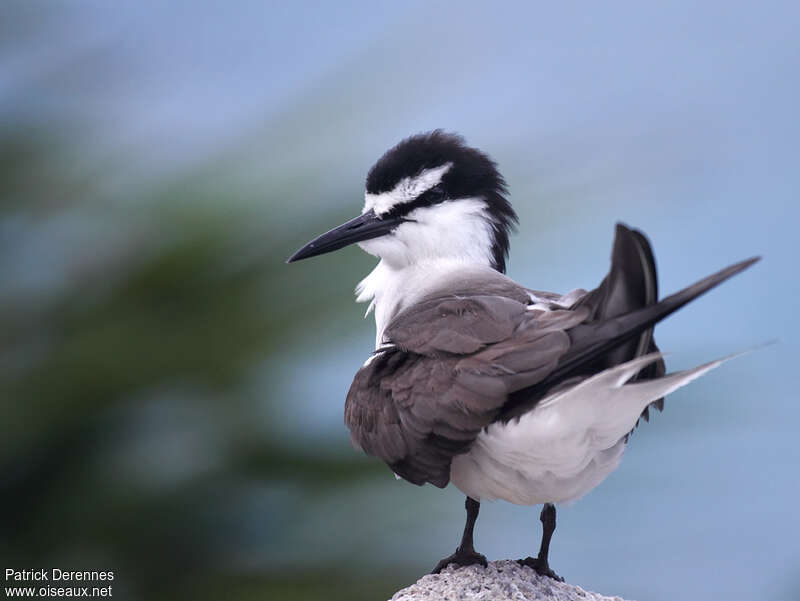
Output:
top-left (388, 295), bottom-right (525, 355)
top-left (344, 251), bottom-right (758, 488)
top-left (530, 257), bottom-right (760, 397)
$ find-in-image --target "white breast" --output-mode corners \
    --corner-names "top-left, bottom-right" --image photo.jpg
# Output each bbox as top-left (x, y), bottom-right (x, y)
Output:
top-left (449, 352), bottom-right (730, 505)
top-left (356, 258), bottom-right (523, 348)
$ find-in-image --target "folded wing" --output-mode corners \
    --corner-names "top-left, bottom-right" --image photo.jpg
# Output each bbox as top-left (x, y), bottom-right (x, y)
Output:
top-left (345, 227), bottom-right (758, 488)
top-left (345, 296), bottom-right (589, 487)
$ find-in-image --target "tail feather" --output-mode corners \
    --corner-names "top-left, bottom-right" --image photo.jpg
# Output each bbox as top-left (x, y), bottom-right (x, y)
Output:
top-left (576, 223), bottom-right (659, 362)
top-left (575, 223), bottom-right (666, 419)
top-left (625, 227), bottom-right (666, 418)
top-left (542, 352), bottom-right (736, 448)
top-left (527, 255), bottom-right (760, 399)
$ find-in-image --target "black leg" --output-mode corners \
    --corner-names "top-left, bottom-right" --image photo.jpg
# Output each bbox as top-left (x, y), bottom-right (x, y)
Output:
top-left (518, 503), bottom-right (564, 581)
top-left (431, 496), bottom-right (488, 573)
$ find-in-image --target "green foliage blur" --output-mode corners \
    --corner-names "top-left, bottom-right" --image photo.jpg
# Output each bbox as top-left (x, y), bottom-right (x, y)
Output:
top-left (0, 10), bottom-right (418, 601)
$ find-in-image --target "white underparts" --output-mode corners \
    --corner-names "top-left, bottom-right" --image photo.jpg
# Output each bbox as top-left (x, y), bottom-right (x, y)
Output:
top-left (449, 352), bottom-right (731, 505)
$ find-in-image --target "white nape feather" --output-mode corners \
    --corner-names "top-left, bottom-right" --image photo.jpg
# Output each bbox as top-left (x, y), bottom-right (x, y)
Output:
top-left (528, 288), bottom-right (588, 312)
top-left (356, 197), bottom-right (500, 347)
top-left (364, 163), bottom-right (452, 215)
top-left (449, 352), bottom-right (734, 506)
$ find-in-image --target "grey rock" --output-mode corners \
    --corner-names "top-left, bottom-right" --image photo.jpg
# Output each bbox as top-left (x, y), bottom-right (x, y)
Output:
top-left (390, 560), bottom-right (630, 601)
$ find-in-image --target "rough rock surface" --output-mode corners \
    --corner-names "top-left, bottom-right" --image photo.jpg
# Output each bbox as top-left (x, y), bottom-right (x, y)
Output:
top-left (390, 560), bottom-right (629, 601)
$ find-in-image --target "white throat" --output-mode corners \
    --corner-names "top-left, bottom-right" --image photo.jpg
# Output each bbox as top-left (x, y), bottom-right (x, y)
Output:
top-left (355, 198), bottom-right (501, 347)
top-left (357, 258), bottom-right (508, 348)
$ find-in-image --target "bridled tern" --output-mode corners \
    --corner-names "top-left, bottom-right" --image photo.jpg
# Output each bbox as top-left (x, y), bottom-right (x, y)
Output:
top-left (287, 130), bottom-right (758, 579)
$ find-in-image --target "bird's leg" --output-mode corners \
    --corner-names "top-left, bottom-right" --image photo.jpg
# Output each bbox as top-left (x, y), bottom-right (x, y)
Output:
top-left (431, 496), bottom-right (488, 573)
top-left (518, 503), bottom-right (564, 581)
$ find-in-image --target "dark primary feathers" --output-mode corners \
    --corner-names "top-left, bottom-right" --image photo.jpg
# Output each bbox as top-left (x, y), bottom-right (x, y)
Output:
top-left (344, 224), bottom-right (759, 488)
top-left (508, 223), bottom-right (666, 423)
top-left (366, 130), bottom-right (518, 273)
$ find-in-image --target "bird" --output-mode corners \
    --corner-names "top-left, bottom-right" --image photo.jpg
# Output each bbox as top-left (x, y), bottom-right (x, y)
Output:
top-left (287, 130), bottom-right (758, 580)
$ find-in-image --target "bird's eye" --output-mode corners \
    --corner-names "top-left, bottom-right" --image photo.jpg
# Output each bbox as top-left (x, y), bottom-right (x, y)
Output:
top-left (384, 184), bottom-right (447, 221)
top-left (428, 184), bottom-right (446, 202)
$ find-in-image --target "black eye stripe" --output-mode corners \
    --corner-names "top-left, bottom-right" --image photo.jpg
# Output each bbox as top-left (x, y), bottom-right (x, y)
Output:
top-left (385, 184), bottom-right (448, 219)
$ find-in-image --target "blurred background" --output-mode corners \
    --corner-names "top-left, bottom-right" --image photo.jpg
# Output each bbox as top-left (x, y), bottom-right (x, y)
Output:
top-left (0, 2), bottom-right (798, 600)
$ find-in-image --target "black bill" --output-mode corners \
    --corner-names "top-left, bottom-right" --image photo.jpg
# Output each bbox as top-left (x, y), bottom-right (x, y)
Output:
top-left (287, 209), bottom-right (406, 263)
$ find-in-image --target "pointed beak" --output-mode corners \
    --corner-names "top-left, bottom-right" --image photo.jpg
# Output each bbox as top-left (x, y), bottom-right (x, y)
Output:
top-left (287, 209), bottom-right (406, 263)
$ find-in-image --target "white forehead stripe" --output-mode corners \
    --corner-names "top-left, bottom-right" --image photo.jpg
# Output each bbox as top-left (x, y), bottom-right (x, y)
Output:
top-left (364, 162), bottom-right (453, 215)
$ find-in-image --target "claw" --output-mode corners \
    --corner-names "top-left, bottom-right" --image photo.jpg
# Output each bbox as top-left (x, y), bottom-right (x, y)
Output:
top-left (517, 556), bottom-right (564, 582)
top-left (431, 547), bottom-right (488, 574)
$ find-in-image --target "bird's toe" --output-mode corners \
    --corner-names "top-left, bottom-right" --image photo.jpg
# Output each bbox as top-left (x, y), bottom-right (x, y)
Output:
top-left (431, 547), bottom-right (488, 574)
top-left (517, 556), bottom-right (564, 582)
